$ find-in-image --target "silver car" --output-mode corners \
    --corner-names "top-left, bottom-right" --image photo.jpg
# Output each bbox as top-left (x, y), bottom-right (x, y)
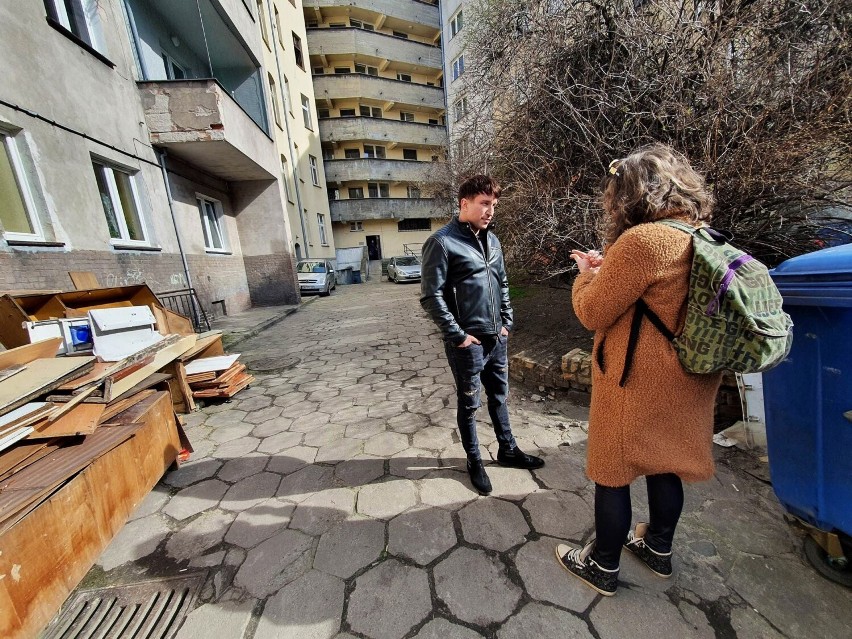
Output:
top-left (387, 255), bottom-right (422, 283)
top-left (297, 259), bottom-right (336, 296)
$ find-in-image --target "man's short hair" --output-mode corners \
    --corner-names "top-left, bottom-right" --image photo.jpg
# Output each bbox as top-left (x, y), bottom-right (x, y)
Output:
top-left (458, 175), bottom-right (502, 203)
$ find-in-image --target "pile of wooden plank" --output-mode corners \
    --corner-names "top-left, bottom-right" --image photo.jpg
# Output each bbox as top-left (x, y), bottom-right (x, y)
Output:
top-left (185, 353), bottom-right (254, 399)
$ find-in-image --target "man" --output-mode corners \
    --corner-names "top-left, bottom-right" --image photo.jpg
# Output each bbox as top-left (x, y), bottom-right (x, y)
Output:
top-left (420, 175), bottom-right (544, 495)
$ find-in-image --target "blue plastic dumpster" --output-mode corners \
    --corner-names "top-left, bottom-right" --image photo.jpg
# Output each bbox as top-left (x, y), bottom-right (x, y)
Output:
top-left (764, 243), bottom-right (852, 585)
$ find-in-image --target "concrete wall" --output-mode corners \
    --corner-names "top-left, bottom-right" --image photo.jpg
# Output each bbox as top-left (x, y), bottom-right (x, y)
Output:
top-left (306, 0), bottom-right (440, 30)
top-left (330, 198), bottom-right (437, 221)
top-left (307, 28), bottom-right (443, 70)
top-left (319, 117), bottom-right (447, 147)
top-left (332, 217), bottom-right (446, 258)
top-left (313, 74), bottom-right (445, 110)
top-left (323, 158), bottom-right (437, 183)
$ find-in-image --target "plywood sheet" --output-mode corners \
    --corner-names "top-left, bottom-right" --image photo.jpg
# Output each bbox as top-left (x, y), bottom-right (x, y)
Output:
top-left (0, 339), bottom-right (62, 370)
top-left (67, 272), bottom-right (100, 290)
top-left (28, 403), bottom-right (105, 439)
top-left (0, 357), bottom-right (94, 417)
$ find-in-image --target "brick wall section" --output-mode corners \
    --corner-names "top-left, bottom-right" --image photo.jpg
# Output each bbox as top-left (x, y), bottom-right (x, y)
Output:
top-left (243, 253), bottom-right (300, 306)
top-left (509, 348), bottom-right (742, 423)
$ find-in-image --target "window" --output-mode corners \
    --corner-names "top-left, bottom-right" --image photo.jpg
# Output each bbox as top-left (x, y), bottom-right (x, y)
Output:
top-left (292, 33), bottom-right (304, 69)
top-left (355, 63), bottom-right (378, 76)
top-left (0, 132), bottom-right (43, 241)
top-left (334, 67), bottom-right (351, 74)
top-left (350, 221), bottom-right (363, 231)
top-left (393, 31), bottom-right (409, 39)
top-left (283, 74), bottom-right (292, 114)
top-left (398, 218), bottom-right (431, 232)
top-left (281, 156), bottom-right (294, 203)
top-left (348, 187), bottom-right (364, 199)
top-left (339, 108), bottom-right (357, 117)
top-left (349, 19), bottom-right (373, 30)
top-left (257, 0), bottom-right (269, 46)
top-left (301, 95), bottom-right (312, 129)
top-left (306, 20), bottom-right (318, 28)
top-left (407, 185), bottom-right (421, 199)
top-left (162, 53), bottom-right (186, 80)
top-left (359, 105), bottom-right (382, 118)
top-left (309, 155), bottom-right (320, 186)
top-left (428, 118), bottom-right (438, 125)
top-left (313, 66), bottom-right (325, 75)
top-left (344, 148), bottom-right (360, 159)
top-left (400, 112), bottom-right (415, 122)
top-left (456, 136), bottom-right (471, 159)
top-left (318, 108), bottom-right (330, 119)
top-left (198, 196), bottom-right (227, 251)
top-left (269, 74), bottom-right (282, 126)
top-left (450, 10), bottom-right (464, 38)
top-left (368, 183), bottom-right (389, 198)
top-left (328, 187), bottom-right (340, 200)
top-left (275, 7), bottom-right (285, 47)
top-left (317, 213), bottom-right (328, 245)
top-left (452, 54), bottom-right (465, 81)
top-left (322, 147), bottom-right (334, 160)
top-left (454, 97), bottom-right (469, 122)
top-left (403, 148), bottom-right (418, 161)
top-left (329, 22), bottom-right (347, 28)
top-left (92, 161), bottom-right (147, 245)
top-left (363, 145), bottom-right (386, 159)
top-left (45, 0), bottom-right (106, 54)
top-left (396, 73), bottom-right (412, 82)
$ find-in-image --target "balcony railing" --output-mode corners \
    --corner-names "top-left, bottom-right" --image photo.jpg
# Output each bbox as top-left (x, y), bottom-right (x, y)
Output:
top-left (330, 198), bottom-right (440, 221)
top-left (313, 74), bottom-right (445, 111)
top-left (305, 0), bottom-right (440, 30)
top-left (306, 28), bottom-right (442, 70)
top-left (323, 158), bottom-right (437, 183)
top-left (319, 116), bottom-right (447, 147)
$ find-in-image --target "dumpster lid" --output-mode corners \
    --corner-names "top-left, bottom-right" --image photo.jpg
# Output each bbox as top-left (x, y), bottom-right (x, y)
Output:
top-left (770, 244), bottom-right (852, 281)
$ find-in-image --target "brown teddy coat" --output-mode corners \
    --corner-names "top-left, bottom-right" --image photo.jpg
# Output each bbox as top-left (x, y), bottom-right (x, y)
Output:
top-left (572, 220), bottom-right (723, 487)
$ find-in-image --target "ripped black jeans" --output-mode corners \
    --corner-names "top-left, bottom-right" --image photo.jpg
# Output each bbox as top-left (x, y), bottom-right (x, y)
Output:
top-left (444, 334), bottom-right (516, 460)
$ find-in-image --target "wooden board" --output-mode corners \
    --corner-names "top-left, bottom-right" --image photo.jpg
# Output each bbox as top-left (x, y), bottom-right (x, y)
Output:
top-left (99, 389), bottom-right (157, 424)
top-left (177, 332), bottom-right (224, 362)
top-left (0, 357), bottom-right (95, 417)
top-left (28, 403), bottom-right (105, 439)
top-left (184, 354), bottom-right (240, 376)
top-left (151, 305), bottom-right (195, 337)
top-left (67, 272), bottom-right (100, 290)
top-left (55, 362), bottom-right (112, 391)
top-left (0, 339), bottom-right (61, 370)
top-left (0, 440), bottom-right (61, 482)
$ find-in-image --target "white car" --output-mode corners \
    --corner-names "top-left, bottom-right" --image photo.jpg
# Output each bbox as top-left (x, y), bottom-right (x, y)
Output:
top-left (297, 259), bottom-right (336, 296)
top-left (387, 256), bottom-right (422, 283)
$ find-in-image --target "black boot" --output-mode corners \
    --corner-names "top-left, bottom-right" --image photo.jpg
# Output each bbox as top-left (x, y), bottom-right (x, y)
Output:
top-left (497, 446), bottom-right (545, 469)
top-left (466, 458), bottom-right (492, 494)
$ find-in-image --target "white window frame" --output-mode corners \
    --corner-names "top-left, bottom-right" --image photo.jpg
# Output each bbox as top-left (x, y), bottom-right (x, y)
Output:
top-left (450, 10), bottom-right (463, 38)
top-left (309, 155), bottom-right (320, 186)
top-left (0, 131), bottom-right (45, 242)
top-left (396, 73), bottom-right (412, 82)
top-left (355, 63), bottom-right (378, 76)
top-left (301, 94), bottom-right (312, 129)
top-left (400, 112), bottom-right (415, 122)
top-left (363, 145), bottom-right (386, 159)
top-left (197, 194), bottom-right (229, 253)
top-left (47, 0), bottom-right (107, 54)
top-left (257, 0), bottom-right (269, 46)
top-left (452, 54), bottom-right (465, 82)
top-left (162, 53), bottom-right (186, 80)
top-left (317, 213), bottom-right (328, 246)
top-left (350, 221), bottom-right (363, 232)
top-left (454, 97), bottom-right (468, 122)
top-left (281, 156), bottom-right (294, 204)
top-left (92, 160), bottom-right (150, 247)
top-left (269, 74), bottom-right (282, 127)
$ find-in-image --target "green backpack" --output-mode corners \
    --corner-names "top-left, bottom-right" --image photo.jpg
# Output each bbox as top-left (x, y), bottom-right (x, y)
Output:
top-left (619, 219), bottom-right (793, 385)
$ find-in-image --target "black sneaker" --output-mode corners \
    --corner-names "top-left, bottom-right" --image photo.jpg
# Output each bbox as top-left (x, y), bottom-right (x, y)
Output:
top-left (466, 458), bottom-right (492, 494)
top-left (555, 541), bottom-right (618, 596)
top-left (496, 446), bottom-right (545, 470)
top-left (623, 523), bottom-right (673, 578)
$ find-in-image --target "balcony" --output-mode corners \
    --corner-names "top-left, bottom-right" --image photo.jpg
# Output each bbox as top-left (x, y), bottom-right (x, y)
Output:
top-left (314, 74), bottom-right (444, 111)
top-left (319, 117), bottom-right (447, 148)
top-left (304, 0), bottom-right (440, 32)
top-left (139, 79), bottom-right (276, 181)
top-left (324, 158), bottom-right (436, 183)
top-left (330, 198), bottom-right (439, 221)
top-left (307, 28), bottom-right (442, 71)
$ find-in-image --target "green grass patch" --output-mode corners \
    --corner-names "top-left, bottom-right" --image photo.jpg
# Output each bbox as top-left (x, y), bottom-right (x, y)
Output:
top-left (508, 284), bottom-right (531, 300)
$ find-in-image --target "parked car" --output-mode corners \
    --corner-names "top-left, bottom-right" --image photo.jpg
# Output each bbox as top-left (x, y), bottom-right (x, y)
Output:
top-left (387, 255), bottom-right (422, 283)
top-left (296, 259), bottom-right (336, 296)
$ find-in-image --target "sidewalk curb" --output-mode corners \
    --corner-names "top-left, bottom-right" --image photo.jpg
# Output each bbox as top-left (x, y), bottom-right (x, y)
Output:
top-left (221, 297), bottom-right (317, 350)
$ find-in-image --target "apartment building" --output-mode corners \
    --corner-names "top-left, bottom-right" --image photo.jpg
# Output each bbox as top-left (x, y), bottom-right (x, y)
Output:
top-left (0, 0), bottom-right (301, 313)
top-left (255, 0), bottom-right (335, 263)
top-left (303, 0), bottom-right (449, 261)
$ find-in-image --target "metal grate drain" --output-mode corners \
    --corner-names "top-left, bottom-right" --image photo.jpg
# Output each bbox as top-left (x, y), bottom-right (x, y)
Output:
top-left (42, 573), bottom-right (205, 639)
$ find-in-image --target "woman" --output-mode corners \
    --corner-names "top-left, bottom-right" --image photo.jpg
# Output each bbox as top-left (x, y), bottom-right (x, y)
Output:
top-left (556, 144), bottom-right (723, 596)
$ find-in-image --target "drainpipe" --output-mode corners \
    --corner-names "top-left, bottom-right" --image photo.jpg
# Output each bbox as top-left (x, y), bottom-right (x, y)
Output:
top-left (157, 148), bottom-right (201, 328)
top-left (265, 0), bottom-right (310, 259)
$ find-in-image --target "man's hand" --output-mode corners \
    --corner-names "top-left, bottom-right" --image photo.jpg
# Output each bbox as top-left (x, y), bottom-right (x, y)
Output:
top-left (457, 334), bottom-right (482, 348)
top-left (500, 326), bottom-right (509, 337)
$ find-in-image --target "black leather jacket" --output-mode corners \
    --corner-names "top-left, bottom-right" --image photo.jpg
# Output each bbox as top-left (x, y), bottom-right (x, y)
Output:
top-left (420, 217), bottom-right (513, 345)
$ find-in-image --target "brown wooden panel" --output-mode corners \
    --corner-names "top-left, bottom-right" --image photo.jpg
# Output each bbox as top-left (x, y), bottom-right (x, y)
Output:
top-left (67, 272), bottom-right (100, 290)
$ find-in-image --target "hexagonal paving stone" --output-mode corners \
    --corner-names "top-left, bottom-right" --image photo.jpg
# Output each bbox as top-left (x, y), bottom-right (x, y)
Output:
top-left (366, 400), bottom-right (403, 419)
top-left (347, 560), bottom-right (431, 639)
top-left (257, 430), bottom-right (303, 455)
top-left (251, 416), bottom-right (294, 438)
top-left (487, 466), bottom-right (541, 499)
top-left (224, 498), bottom-right (296, 549)
top-left (98, 514), bottom-right (171, 571)
top-left (267, 445), bottom-right (318, 475)
top-left (524, 490), bottom-right (593, 539)
top-left (205, 410), bottom-right (248, 430)
top-left (316, 396), bottom-right (355, 415)
top-left (235, 394), bottom-right (273, 412)
top-left (389, 448), bottom-right (439, 480)
top-left (513, 536), bottom-right (597, 612)
top-left (235, 529), bottom-right (314, 598)
top-left (532, 452), bottom-right (589, 492)
top-left (388, 507), bottom-right (456, 566)
top-left (330, 405), bottom-right (370, 424)
top-left (289, 488), bottom-right (357, 535)
top-left (363, 432), bottom-right (409, 457)
top-left (163, 479), bottom-right (229, 521)
top-left (357, 480), bottom-right (417, 520)
top-left (254, 570), bottom-right (345, 639)
top-left (162, 458), bottom-right (222, 489)
top-left (591, 586), bottom-right (700, 639)
top-left (315, 437), bottom-right (363, 463)
top-left (413, 427), bottom-right (455, 451)
top-left (218, 454), bottom-right (269, 483)
top-left (213, 436), bottom-right (260, 459)
top-left (335, 454), bottom-right (386, 486)
top-left (290, 411), bottom-right (332, 434)
top-left (280, 401), bottom-right (320, 419)
top-left (220, 472), bottom-right (281, 512)
top-left (434, 547), bottom-right (522, 626)
top-left (344, 419), bottom-right (387, 440)
top-left (459, 498), bottom-right (529, 551)
top-left (314, 517), bottom-right (385, 578)
top-left (243, 405), bottom-right (285, 425)
top-left (413, 619), bottom-right (484, 639)
top-left (303, 424), bottom-right (345, 448)
top-left (386, 413), bottom-right (430, 434)
top-left (166, 510), bottom-right (234, 561)
top-left (278, 464), bottom-right (335, 503)
top-left (208, 421), bottom-right (254, 444)
top-left (498, 601), bottom-right (593, 639)
top-left (418, 472), bottom-right (478, 510)
top-left (273, 391), bottom-right (308, 408)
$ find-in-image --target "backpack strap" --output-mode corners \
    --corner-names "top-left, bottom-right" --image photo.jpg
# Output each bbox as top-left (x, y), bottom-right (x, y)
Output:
top-left (619, 299), bottom-right (676, 388)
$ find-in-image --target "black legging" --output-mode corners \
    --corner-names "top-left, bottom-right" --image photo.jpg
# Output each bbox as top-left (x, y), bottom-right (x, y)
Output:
top-left (591, 473), bottom-right (684, 570)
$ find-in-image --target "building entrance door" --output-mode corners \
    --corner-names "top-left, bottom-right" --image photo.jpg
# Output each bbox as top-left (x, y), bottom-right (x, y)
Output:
top-left (366, 235), bottom-right (382, 260)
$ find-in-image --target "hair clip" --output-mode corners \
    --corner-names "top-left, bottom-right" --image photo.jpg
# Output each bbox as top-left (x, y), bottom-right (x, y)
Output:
top-left (608, 158), bottom-right (624, 175)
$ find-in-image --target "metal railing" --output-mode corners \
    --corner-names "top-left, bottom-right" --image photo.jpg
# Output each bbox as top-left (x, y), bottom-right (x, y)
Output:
top-left (156, 288), bottom-right (211, 332)
top-left (403, 243), bottom-right (423, 256)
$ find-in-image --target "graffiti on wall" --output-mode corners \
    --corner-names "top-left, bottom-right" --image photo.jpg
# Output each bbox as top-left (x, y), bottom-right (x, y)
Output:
top-left (104, 270), bottom-right (187, 290)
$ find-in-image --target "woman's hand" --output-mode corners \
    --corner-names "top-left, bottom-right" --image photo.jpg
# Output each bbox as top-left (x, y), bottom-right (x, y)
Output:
top-left (571, 249), bottom-right (603, 274)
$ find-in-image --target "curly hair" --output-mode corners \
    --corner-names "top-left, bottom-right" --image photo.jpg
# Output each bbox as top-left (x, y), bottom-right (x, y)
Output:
top-left (601, 144), bottom-right (714, 247)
